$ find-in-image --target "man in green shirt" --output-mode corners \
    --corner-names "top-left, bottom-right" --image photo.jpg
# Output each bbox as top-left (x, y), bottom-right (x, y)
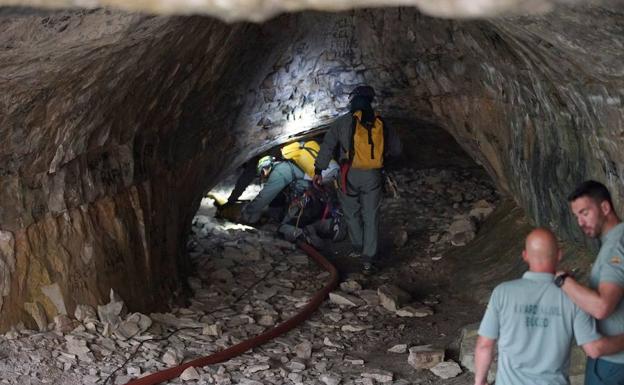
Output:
top-left (475, 228), bottom-right (624, 385)
top-left (560, 180), bottom-right (624, 385)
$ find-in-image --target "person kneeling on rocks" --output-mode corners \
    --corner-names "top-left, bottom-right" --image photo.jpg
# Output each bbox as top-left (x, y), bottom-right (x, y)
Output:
top-left (240, 154), bottom-right (339, 247)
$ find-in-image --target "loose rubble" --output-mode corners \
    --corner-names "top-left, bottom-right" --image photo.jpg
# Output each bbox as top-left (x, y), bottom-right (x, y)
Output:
top-left (430, 360), bottom-right (463, 379)
top-left (0, 166), bottom-right (499, 385)
top-left (408, 345), bottom-right (446, 369)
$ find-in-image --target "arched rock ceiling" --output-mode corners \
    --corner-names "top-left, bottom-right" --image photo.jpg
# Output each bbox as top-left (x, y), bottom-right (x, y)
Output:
top-left (0, 3), bottom-right (623, 329)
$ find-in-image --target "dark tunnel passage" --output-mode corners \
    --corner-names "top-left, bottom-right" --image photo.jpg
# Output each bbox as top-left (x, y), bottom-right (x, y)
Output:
top-left (0, 2), bottom-right (624, 383)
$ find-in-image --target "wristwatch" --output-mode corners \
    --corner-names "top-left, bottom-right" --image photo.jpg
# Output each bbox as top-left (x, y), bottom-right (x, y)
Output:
top-left (554, 273), bottom-right (570, 288)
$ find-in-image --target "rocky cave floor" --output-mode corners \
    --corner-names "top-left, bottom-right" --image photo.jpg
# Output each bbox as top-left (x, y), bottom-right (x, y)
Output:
top-left (0, 165), bottom-right (500, 385)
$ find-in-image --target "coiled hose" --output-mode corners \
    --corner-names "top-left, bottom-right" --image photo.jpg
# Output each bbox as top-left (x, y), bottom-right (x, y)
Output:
top-left (125, 242), bottom-right (338, 385)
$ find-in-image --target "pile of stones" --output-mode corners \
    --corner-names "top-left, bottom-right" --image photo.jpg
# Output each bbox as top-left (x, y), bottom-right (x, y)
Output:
top-left (0, 166), bottom-right (498, 385)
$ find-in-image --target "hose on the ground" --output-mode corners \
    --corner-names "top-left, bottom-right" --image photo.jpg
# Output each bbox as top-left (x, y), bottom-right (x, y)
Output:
top-left (124, 242), bottom-right (338, 385)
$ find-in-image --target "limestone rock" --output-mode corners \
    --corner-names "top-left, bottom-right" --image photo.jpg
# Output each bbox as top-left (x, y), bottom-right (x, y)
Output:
top-left (162, 347), bottom-right (184, 367)
top-left (97, 290), bottom-right (127, 326)
top-left (448, 217), bottom-right (476, 246)
top-left (151, 313), bottom-right (205, 328)
top-left (344, 356), bottom-right (364, 365)
top-left (239, 380), bottom-right (263, 385)
top-left (323, 337), bottom-right (343, 349)
top-left (388, 344), bottom-right (407, 353)
top-left (286, 359), bottom-right (306, 371)
top-left (295, 340), bottom-right (312, 359)
top-left (459, 323), bottom-right (496, 382)
top-left (329, 291), bottom-right (364, 307)
top-left (288, 372), bottom-right (303, 384)
top-left (408, 345), bottom-right (445, 369)
top-left (24, 302), bottom-right (48, 331)
top-left (127, 366), bottom-right (141, 376)
top-left (357, 290), bottom-right (380, 306)
top-left (361, 369), bottom-right (393, 383)
top-left (469, 200), bottom-right (495, 221)
top-left (257, 314), bottom-right (277, 326)
top-left (341, 324), bottom-right (371, 332)
top-left (395, 305), bottom-right (434, 318)
top-left (203, 323), bottom-right (222, 336)
top-left (245, 364), bottom-right (269, 374)
top-left (320, 373), bottom-right (342, 385)
top-left (180, 367), bottom-right (201, 381)
top-left (4, 328), bottom-right (19, 340)
top-left (54, 314), bottom-right (75, 334)
top-left (65, 335), bottom-right (90, 357)
top-left (0, 231), bottom-right (15, 315)
top-left (377, 285), bottom-right (411, 312)
top-left (339, 280), bottom-right (362, 293)
top-left (115, 312), bottom-right (152, 339)
top-left (75, 305), bottom-right (98, 322)
top-left (325, 312), bottom-right (342, 322)
top-left (41, 283), bottom-right (68, 316)
top-left (430, 360), bottom-right (462, 379)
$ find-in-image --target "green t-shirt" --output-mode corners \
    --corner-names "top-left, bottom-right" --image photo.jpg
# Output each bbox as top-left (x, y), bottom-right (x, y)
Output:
top-left (590, 222), bottom-right (624, 363)
top-left (479, 272), bottom-right (600, 385)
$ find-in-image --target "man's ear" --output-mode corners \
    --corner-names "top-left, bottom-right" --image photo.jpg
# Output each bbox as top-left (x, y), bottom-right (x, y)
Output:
top-left (600, 200), bottom-right (612, 216)
top-left (557, 248), bottom-right (563, 263)
top-left (522, 250), bottom-right (528, 264)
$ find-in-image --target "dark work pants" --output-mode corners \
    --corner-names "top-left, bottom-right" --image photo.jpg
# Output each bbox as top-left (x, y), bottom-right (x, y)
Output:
top-left (586, 358), bottom-right (624, 385)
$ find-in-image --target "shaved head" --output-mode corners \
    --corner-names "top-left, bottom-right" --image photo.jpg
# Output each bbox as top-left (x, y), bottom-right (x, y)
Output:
top-left (523, 228), bottom-right (561, 272)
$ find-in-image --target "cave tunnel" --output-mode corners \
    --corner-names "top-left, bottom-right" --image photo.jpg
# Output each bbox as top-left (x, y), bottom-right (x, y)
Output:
top-left (0, 1), bottom-right (623, 384)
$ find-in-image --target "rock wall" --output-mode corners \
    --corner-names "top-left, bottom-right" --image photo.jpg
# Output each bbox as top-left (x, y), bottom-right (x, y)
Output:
top-left (0, 10), bottom-right (275, 329)
top-left (1, 4), bottom-right (624, 329)
top-left (235, 5), bottom-right (624, 242)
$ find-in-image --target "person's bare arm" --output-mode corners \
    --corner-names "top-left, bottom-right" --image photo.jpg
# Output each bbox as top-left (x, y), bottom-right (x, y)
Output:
top-left (583, 334), bottom-right (624, 358)
top-left (561, 277), bottom-right (624, 319)
top-left (474, 336), bottom-right (495, 385)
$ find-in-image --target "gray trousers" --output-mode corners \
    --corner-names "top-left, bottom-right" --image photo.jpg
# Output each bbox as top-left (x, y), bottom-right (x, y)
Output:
top-left (339, 168), bottom-right (382, 262)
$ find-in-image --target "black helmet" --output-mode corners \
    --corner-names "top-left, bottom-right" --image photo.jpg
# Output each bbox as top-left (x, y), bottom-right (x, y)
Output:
top-left (349, 85), bottom-right (375, 101)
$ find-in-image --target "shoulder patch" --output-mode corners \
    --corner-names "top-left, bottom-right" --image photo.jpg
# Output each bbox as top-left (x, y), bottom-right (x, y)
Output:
top-left (610, 256), bottom-right (621, 265)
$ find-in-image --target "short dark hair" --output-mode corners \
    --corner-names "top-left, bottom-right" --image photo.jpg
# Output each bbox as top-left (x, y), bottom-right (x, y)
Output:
top-left (567, 180), bottom-right (613, 208)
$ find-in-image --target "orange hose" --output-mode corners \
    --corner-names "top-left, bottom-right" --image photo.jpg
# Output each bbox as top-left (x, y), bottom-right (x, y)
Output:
top-left (125, 242), bottom-right (338, 385)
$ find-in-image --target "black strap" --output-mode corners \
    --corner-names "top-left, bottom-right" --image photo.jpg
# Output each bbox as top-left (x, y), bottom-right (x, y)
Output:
top-left (379, 116), bottom-right (387, 160)
top-left (366, 122), bottom-right (375, 160)
top-left (302, 146), bottom-right (319, 159)
top-left (348, 116), bottom-right (356, 161)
